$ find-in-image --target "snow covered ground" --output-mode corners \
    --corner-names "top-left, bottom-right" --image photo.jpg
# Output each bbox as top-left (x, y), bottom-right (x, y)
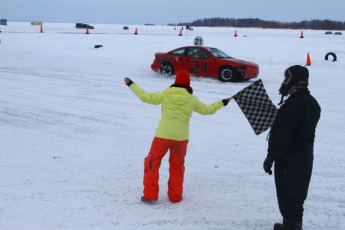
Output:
top-left (1, 22), bottom-right (344, 230)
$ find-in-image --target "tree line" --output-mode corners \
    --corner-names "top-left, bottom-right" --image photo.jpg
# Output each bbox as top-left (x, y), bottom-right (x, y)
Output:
top-left (174, 18), bottom-right (345, 30)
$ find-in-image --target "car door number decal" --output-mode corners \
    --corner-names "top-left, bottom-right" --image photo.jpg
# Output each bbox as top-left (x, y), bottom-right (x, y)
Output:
top-left (190, 61), bottom-right (208, 74)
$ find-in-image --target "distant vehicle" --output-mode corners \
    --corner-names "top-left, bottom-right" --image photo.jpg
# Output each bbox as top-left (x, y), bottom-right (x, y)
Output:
top-left (151, 45), bottom-right (259, 82)
top-left (325, 31), bottom-right (332, 35)
top-left (0, 19), bottom-right (7, 26)
top-left (334, 32), bottom-right (342, 35)
top-left (123, 26), bottom-right (129, 30)
top-left (75, 23), bottom-right (94, 29)
top-left (31, 21), bottom-right (42, 26)
top-left (186, 25), bottom-right (193, 31)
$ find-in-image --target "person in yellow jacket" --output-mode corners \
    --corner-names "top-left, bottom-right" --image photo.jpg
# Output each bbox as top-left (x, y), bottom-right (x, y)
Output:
top-left (124, 70), bottom-right (230, 203)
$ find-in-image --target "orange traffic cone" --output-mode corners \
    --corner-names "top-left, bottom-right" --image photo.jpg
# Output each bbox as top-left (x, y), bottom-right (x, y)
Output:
top-left (86, 28), bottom-right (89, 34)
top-left (40, 24), bottom-right (43, 33)
top-left (234, 30), bottom-right (237, 37)
top-left (306, 53), bottom-right (311, 66)
top-left (134, 28), bottom-right (138, 35)
top-left (178, 29), bottom-right (182, 36)
top-left (300, 31), bottom-right (304, 38)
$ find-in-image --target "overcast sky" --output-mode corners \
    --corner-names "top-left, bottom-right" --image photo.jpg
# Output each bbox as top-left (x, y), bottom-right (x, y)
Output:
top-left (1, 0), bottom-right (344, 25)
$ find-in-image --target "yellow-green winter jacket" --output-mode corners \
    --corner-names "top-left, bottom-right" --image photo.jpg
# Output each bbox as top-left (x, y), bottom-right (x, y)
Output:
top-left (129, 83), bottom-right (224, 141)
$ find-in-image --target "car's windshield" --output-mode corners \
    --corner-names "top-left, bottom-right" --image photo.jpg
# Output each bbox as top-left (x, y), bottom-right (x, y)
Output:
top-left (207, 47), bottom-right (231, 58)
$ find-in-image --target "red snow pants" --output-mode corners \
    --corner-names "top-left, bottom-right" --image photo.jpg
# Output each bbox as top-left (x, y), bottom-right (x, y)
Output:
top-left (143, 137), bottom-right (188, 202)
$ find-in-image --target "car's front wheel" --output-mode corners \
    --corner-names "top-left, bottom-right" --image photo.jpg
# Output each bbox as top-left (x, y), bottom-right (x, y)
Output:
top-left (218, 66), bottom-right (238, 82)
top-left (159, 63), bottom-right (174, 76)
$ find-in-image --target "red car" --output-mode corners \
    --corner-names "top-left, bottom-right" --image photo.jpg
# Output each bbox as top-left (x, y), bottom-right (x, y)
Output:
top-left (151, 46), bottom-right (259, 82)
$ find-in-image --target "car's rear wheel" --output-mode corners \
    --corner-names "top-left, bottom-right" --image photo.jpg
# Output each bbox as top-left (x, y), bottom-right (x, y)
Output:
top-left (159, 63), bottom-right (174, 76)
top-left (218, 66), bottom-right (238, 82)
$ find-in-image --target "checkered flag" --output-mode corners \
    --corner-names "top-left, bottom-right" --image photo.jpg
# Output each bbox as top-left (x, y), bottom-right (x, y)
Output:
top-left (232, 79), bottom-right (278, 135)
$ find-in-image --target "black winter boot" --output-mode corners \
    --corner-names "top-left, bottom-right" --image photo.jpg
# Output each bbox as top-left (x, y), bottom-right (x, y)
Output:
top-left (283, 218), bottom-right (303, 230)
top-left (273, 223), bottom-right (284, 230)
top-left (274, 222), bottom-right (283, 230)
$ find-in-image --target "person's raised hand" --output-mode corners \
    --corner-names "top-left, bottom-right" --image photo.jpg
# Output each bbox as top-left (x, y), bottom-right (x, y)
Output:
top-left (124, 77), bottom-right (133, 86)
top-left (222, 98), bottom-right (231, 106)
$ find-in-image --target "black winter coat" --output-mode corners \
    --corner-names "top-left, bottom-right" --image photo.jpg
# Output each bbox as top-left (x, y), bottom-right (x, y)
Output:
top-left (267, 88), bottom-right (321, 161)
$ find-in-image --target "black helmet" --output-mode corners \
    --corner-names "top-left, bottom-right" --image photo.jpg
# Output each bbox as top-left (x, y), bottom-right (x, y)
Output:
top-left (279, 65), bottom-right (309, 96)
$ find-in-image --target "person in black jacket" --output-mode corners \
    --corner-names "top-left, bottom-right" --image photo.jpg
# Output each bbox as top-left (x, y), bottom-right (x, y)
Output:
top-left (263, 65), bottom-right (321, 230)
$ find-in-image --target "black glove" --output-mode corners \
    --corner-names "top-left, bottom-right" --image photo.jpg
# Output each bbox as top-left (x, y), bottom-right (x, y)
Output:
top-left (222, 98), bottom-right (230, 106)
top-left (263, 157), bottom-right (274, 175)
top-left (126, 80), bottom-right (134, 87)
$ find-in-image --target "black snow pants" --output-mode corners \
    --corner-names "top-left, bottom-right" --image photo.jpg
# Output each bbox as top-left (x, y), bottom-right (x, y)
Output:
top-left (274, 150), bottom-right (313, 222)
